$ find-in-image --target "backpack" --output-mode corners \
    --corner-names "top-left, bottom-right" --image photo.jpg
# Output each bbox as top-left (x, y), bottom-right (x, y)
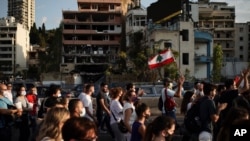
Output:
top-left (184, 100), bottom-right (202, 133)
top-left (158, 89), bottom-right (176, 111)
top-left (165, 94), bottom-right (176, 111)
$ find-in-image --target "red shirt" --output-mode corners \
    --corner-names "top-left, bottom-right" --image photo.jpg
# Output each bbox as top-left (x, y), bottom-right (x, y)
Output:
top-left (26, 93), bottom-right (38, 116)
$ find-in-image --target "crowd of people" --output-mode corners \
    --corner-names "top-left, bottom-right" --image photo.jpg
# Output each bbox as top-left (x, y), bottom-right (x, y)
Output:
top-left (1, 69), bottom-right (250, 141)
top-left (0, 79), bottom-right (178, 141)
top-left (180, 69), bottom-right (250, 141)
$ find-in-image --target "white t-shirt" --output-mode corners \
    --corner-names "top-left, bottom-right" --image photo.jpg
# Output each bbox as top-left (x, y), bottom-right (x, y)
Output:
top-left (161, 88), bottom-right (175, 113)
top-left (123, 102), bottom-right (136, 126)
top-left (110, 100), bottom-right (123, 124)
top-left (4, 91), bottom-right (13, 103)
top-left (78, 92), bottom-right (93, 120)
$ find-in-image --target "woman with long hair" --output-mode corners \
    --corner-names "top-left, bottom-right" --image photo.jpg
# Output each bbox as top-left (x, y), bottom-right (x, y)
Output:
top-left (110, 87), bottom-right (125, 141)
top-left (62, 117), bottom-right (97, 141)
top-left (123, 89), bottom-right (137, 141)
top-left (144, 116), bottom-right (175, 141)
top-left (15, 85), bottom-right (32, 141)
top-left (36, 107), bottom-right (70, 141)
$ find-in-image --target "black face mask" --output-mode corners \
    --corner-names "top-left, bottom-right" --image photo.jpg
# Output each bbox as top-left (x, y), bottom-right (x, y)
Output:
top-left (165, 134), bottom-right (173, 141)
top-left (145, 114), bottom-right (150, 119)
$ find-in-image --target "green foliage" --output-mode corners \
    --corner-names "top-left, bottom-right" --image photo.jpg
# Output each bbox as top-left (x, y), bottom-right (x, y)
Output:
top-left (212, 44), bottom-right (223, 82)
top-left (29, 23), bottom-right (40, 44)
top-left (28, 23), bottom-right (62, 78)
top-left (127, 31), bottom-right (157, 81)
top-left (164, 63), bottom-right (178, 80)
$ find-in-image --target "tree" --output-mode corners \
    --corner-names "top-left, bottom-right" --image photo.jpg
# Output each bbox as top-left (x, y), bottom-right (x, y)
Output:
top-left (212, 44), bottom-right (223, 82)
top-left (29, 23), bottom-right (39, 44)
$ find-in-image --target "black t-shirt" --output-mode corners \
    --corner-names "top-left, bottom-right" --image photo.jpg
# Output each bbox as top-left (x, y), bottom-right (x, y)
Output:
top-left (96, 92), bottom-right (110, 114)
top-left (218, 90), bottom-right (239, 118)
top-left (200, 96), bottom-right (216, 133)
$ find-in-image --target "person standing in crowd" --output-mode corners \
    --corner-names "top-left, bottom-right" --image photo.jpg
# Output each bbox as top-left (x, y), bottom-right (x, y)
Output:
top-left (4, 83), bottom-right (13, 103)
top-left (130, 102), bottom-right (151, 141)
top-left (126, 83), bottom-right (144, 97)
top-left (161, 76), bottom-right (185, 122)
top-left (123, 89), bottom-right (137, 141)
top-left (96, 82), bottom-right (110, 131)
top-left (110, 87), bottom-right (125, 141)
top-left (145, 116), bottom-right (176, 141)
top-left (217, 107), bottom-right (249, 141)
top-left (96, 82), bottom-right (114, 137)
top-left (68, 98), bottom-right (85, 118)
top-left (38, 84), bottom-right (62, 118)
top-left (180, 91), bottom-right (196, 115)
top-left (36, 107), bottom-right (70, 141)
top-left (194, 82), bottom-right (204, 99)
top-left (0, 83), bottom-right (22, 141)
top-left (78, 84), bottom-right (97, 123)
top-left (26, 85), bottom-right (39, 141)
top-left (62, 117), bottom-right (98, 141)
top-left (15, 85), bottom-right (33, 141)
top-left (198, 83), bottom-right (227, 141)
top-left (216, 69), bottom-right (249, 139)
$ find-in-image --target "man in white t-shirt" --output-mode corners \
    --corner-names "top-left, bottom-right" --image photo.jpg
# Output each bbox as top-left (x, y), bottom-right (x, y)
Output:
top-left (161, 76), bottom-right (185, 121)
top-left (78, 84), bottom-right (96, 123)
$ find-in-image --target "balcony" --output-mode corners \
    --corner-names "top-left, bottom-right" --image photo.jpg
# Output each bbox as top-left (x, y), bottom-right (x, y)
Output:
top-left (63, 29), bottom-right (96, 34)
top-left (77, 0), bottom-right (121, 4)
top-left (194, 31), bottom-right (213, 42)
top-left (63, 40), bottom-right (120, 45)
top-left (222, 47), bottom-right (234, 51)
top-left (194, 55), bottom-right (212, 63)
top-left (214, 37), bottom-right (234, 41)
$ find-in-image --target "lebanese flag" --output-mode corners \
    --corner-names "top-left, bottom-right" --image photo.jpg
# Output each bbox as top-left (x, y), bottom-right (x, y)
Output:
top-left (148, 49), bottom-right (175, 69)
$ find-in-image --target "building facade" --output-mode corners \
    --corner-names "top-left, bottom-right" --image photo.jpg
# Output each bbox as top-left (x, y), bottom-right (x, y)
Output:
top-left (8, 0), bottom-right (35, 30)
top-left (146, 21), bottom-right (196, 80)
top-left (0, 16), bottom-right (29, 75)
top-left (125, 5), bottom-right (147, 47)
top-left (234, 23), bottom-right (250, 62)
top-left (198, 2), bottom-right (235, 59)
top-left (62, 0), bottom-right (122, 82)
top-left (194, 30), bottom-right (213, 80)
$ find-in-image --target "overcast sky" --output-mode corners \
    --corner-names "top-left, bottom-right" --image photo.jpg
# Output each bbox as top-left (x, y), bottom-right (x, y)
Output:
top-left (0, 0), bottom-right (249, 29)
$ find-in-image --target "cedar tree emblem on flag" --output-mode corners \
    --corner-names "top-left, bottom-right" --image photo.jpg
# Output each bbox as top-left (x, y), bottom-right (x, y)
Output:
top-left (148, 49), bottom-right (175, 69)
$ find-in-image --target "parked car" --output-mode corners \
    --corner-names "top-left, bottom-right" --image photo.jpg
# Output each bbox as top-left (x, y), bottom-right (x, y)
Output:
top-left (135, 84), bottom-right (164, 97)
top-left (182, 81), bottom-right (194, 91)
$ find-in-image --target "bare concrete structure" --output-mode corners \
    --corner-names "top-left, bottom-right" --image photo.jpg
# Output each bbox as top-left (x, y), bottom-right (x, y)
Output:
top-left (62, 0), bottom-right (123, 82)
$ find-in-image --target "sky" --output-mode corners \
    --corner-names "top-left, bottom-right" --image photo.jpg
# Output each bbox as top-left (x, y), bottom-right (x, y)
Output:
top-left (0, 0), bottom-right (250, 30)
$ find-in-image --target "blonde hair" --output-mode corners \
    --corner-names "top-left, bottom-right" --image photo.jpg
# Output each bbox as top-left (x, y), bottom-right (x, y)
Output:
top-left (37, 107), bottom-right (69, 141)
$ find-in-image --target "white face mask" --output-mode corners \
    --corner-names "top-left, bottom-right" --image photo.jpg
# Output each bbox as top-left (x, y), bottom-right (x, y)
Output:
top-left (80, 108), bottom-right (86, 117)
top-left (58, 93), bottom-right (62, 97)
top-left (21, 91), bottom-right (26, 96)
top-left (3, 91), bottom-right (9, 96)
